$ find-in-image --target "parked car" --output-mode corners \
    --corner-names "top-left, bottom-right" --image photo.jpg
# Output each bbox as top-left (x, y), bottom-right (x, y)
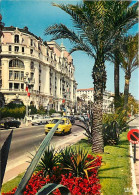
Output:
top-left (45, 117), bottom-right (72, 135)
top-left (31, 115), bottom-right (52, 126)
top-left (73, 115), bottom-right (80, 120)
top-left (63, 116), bottom-right (75, 124)
top-left (78, 115), bottom-right (89, 122)
top-left (0, 117), bottom-right (21, 129)
top-left (51, 113), bottom-right (61, 118)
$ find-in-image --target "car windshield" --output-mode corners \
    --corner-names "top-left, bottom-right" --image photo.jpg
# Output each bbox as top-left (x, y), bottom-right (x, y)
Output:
top-left (51, 119), bottom-right (65, 124)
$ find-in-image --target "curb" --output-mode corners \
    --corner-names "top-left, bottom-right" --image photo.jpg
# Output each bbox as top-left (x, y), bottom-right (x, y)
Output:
top-left (130, 142), bottom-right (137, 195)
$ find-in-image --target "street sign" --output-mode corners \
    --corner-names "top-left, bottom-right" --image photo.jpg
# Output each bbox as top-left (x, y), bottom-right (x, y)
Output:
top-left (127, 129), bottom-right (139, 144)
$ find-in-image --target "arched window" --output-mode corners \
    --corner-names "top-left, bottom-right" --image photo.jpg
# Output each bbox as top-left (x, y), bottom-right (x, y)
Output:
top-left (9, 59), bottom-right (24, 68)
top-left (14, 35), bottom-right (19, 43)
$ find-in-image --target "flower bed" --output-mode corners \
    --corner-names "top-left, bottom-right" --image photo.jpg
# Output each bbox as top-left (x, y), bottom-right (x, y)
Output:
top-left (2, 151), bottom-right (102, 195)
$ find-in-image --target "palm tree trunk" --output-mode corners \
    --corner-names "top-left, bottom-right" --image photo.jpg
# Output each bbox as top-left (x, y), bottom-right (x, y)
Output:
top-left (124, 76), bottom-right (130, 109)
top-left (92, 54), bottom-right (106, 153)
top-left (114, 51), bottom-right (120, 109)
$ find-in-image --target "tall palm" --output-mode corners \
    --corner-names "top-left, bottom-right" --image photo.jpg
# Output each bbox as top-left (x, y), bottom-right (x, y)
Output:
top-left (120, 34), bottom-right (138, 108)
top-left (113, 2), bottom-right (138, 110)
top-left (45, 1), bottom-right (138, 153)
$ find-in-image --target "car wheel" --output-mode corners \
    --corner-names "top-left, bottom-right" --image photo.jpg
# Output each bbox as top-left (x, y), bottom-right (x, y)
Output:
top-left (61, 130), bottom-right (65, 136)
top-left (69, 129), bottom-right (72, 134)
top-left (5, 124), bottom-right (9, 129)
top-left (16, 125), bottom-right (19, 128)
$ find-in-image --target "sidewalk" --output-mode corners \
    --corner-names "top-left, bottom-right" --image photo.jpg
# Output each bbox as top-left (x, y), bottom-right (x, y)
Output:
top-left (128, 116), bottom-right (139, 195)
top-left (135, 143), bottom-right (139, 194)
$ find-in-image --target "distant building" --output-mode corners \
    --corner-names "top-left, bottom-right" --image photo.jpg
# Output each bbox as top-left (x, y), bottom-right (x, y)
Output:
top-left (0, 26), bottom-right (77, 111)
top-left (77, 88), bottom-right (94, 102)
top-left (77, 88), bottom-right (114, 113)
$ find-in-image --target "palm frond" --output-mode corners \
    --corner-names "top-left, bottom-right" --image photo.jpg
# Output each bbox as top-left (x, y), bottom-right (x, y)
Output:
top-left (45, 23), bottom-right (96, 59)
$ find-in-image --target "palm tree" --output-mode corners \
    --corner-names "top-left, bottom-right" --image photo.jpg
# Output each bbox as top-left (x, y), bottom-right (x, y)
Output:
top-left (45, 1), bottom-right (138, 153)
top-left (113, 2), bottom-right (138, 110)
top-left (120, 34), bottom-right (138, 108)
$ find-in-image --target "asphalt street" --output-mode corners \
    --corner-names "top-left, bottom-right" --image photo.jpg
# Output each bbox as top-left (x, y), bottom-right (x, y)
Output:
top-left (1, 122), bottom-right (86, 183)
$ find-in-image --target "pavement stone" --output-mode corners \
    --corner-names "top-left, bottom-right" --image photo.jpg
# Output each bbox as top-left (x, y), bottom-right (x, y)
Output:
top-left (135, 144), bottom-right (139, 195)
top-left (128, 116), bottom-right (139, 195)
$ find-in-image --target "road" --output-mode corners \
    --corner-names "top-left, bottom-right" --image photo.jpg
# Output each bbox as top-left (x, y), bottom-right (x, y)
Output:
top-left (1, 122), bottom-right (85, 160)
top-left (1, 122), bottom-right (86, 183)
top-left (128, 115), bottom-right (139, 128)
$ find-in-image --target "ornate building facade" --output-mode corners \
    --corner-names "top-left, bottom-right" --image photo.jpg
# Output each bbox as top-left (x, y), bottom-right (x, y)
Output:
top-left (0, 26), bottom-right (77, 111)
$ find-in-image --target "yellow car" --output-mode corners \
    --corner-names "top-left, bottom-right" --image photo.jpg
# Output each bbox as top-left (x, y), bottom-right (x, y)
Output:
top-left (45, 117), bottom-right (72, 135)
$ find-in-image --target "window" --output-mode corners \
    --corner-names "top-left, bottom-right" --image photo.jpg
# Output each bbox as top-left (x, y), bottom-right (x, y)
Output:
top-left (9, 45), bottom-right (12, 52)
top-left (22, 47), bottom-right (24, 53)
top-left (30, 49), bottom-right (33, 54)
top-left (14, 35), bottom-right (19, 43)
top-left (14, 83), bottom-right (19, 90)
top-left (9, 59), bottom-right (24, 68)
top-left (30, 72), bottom-right (34, 81)
top-left (9, 83), bottom-right (12, 90)
top-left (15, 46), bottom-right (19, 52)
top-left (38, 43), bottom-right (41, 50)
top-left (21, 83), bottom-right (24, 90)
top-left (30, 39), bottom-right (33, 46)
top-left (14, 71), bottom-right (20, 80)
top-left (9, 71), bottom-right (13, 80)
top-left (30, 61), bottom-right (34, 70)
top-left (21, 71), bottom-right (24, 80)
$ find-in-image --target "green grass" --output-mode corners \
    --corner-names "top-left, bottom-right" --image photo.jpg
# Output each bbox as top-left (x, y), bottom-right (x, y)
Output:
top-left (2, 131), bottom-right (132, 195)
top-left (74, 131), bottom-right (132, 195)
top-left (1, 172), bottom-right (24, 193)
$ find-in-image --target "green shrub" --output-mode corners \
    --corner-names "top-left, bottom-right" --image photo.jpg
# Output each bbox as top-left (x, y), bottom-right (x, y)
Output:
top-left (49, 109), bottom-right (56, 116)
top-left (59, 146), bottom-right (101, 179)
top-left (102, 111), bottom-right (129, 145)
top-left (37, 105), bottom-right (47, 115)
top-left (103, 121), bottom-right (119, 145)
top-left (36, 146), bottom-right (61, 178)
top-left (28, 105), bottom-right (37, 115)
top-left (6, 102), bottom-right (24, 109)
top-left (0, 106), bottom-right (26, 119)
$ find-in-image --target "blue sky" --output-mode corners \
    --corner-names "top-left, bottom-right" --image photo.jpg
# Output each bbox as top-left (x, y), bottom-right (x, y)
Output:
top-left (1, 0), bottom-right (139, 100)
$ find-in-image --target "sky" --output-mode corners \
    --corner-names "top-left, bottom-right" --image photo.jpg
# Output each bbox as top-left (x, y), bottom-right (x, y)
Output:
top-left (1, 0), bottom-right (139, 100)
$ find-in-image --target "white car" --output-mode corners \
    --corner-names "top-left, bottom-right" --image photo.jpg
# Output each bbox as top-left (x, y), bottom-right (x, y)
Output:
top-left (51, 113), bottom-right (61, 118)
top-left (31, 115), bottom-right (52, 126)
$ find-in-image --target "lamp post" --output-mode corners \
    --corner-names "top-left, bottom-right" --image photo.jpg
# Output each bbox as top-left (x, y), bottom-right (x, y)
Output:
top-left (24, 72), bottom-right (30, 126)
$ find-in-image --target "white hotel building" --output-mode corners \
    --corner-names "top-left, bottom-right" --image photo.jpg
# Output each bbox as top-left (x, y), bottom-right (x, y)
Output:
top-left (77, 88), bottom-right (114, 113)
top-left (0, 26), bottom-right (77, 111)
